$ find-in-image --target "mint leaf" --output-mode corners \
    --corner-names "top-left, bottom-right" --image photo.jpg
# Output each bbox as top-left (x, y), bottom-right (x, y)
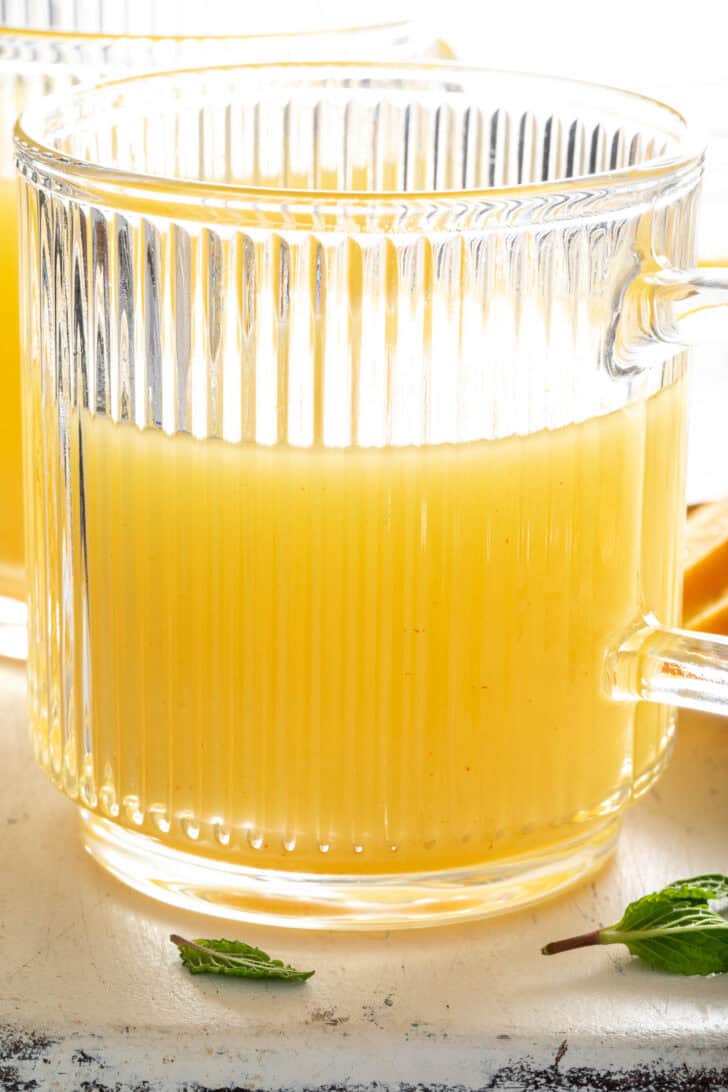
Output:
top-left (541, 874), bottom-right (728, 976)
top-left (604, 894), bottom-right (728, 975)
top-left (660, 874), bottom-right (728, 903)
top-left (170, 935), bottom-right (314, 981)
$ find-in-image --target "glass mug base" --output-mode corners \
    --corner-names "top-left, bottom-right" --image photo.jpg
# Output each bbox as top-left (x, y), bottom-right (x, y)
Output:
top-left (80, 810), bottom-right (620, 930)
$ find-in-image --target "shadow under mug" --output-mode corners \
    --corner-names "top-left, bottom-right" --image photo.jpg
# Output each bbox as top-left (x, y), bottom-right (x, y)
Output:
top-left (14, 62), bottom-right (728, 928)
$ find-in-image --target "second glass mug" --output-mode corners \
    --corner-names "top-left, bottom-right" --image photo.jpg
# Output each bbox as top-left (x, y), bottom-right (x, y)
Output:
top-left (15, 62), bottom-right (728, 928)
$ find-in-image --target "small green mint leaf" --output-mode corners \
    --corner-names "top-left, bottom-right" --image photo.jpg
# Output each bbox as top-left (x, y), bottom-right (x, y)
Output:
top-left (542, 874), bottom-right (728, 974)
top-left (602, 894), bottom-right (728, 975)
top-left (170, 935), bottom-right (314, 981)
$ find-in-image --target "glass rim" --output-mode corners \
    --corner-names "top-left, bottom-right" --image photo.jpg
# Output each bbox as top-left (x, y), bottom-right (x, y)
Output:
top-left (0, 18), bottom-right (412, 45)
top-left (14, 60), bottom-right (705, 223)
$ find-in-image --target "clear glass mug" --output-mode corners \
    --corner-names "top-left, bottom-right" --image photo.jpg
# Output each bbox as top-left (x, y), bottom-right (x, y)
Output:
top-left (15, 62), bottom-right (728, 930)
top-left (0, 7), bottom-right (435, 661)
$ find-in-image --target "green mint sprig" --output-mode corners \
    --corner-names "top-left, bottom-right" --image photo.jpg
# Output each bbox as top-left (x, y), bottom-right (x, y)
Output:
top-left (542, 874), bottom-right (728, 975)
top-left (170, 935), bottom-right (314, 982)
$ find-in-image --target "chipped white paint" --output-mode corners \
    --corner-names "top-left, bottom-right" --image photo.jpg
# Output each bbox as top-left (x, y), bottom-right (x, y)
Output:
top-left (1, 660), bottom-right (727, 1090)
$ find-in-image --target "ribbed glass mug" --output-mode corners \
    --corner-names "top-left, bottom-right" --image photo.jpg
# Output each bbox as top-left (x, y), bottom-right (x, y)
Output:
top-left (16, 63), bottom-right (728, 929)
top-left (0, 8), bottom-right (432, 661)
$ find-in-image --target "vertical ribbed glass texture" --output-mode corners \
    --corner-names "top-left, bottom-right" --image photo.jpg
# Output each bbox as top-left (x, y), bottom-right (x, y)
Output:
top-left (0, 15), bottom-right (426, 641)
top-left (0, 0), bottom-right (419, 36)
top-left (17, 65), bottom-right (697, 916)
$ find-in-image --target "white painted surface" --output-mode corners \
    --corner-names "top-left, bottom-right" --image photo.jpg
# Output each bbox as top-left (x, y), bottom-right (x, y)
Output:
top-left (1, 660), bottom-right (727, 1089)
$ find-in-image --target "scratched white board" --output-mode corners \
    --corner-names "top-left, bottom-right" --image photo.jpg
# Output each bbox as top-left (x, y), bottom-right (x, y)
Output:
top-left (1, 661), bottom-right (727, 1091)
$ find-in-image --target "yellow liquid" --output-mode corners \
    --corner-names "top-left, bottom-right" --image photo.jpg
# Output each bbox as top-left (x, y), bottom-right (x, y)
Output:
top-left (633, 373), bottom-right (687, 791)
top-left (0, 179), bottom-right (24, 598)
top-left (28, 378), bottom-right (686, 875)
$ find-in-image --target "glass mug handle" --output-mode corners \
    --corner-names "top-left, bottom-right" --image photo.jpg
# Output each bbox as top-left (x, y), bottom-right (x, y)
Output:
top-left (606, 263), bottom-right (728, 717)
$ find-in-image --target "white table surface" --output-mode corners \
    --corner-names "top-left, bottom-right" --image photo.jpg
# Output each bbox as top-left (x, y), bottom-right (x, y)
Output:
top-left (1, 659), bottom-right (727, 1091)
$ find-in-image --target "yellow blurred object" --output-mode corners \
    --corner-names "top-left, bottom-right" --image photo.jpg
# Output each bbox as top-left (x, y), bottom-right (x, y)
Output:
top-left (423, 38), bottom-right (456, 59)
top-left (683, 498), bottom-right (728, 634)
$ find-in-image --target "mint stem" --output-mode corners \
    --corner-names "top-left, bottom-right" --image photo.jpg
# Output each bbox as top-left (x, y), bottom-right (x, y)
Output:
top-left (170, 934), bottom-right (207, 956)
top-left (541, 927), bottom-right (602, 955)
